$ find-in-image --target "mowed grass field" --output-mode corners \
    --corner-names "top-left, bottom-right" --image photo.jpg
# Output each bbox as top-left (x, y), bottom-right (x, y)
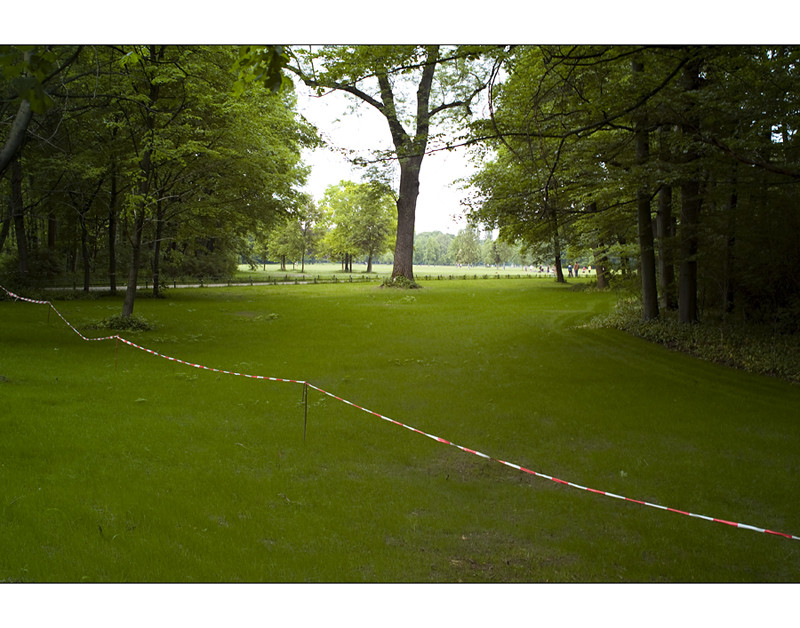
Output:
top-left (232, 261), bottom-right (589, 282)
top-left (1, 278), bottom-right (799, 582)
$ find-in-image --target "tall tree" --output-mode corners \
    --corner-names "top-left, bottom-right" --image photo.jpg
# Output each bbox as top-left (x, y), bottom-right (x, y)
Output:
top-left (632, 58), bottom-right (659, 320)
top-left (289, 46), bottom-right (491, 282)
top-left (319, 179), bottom-right (395, 273)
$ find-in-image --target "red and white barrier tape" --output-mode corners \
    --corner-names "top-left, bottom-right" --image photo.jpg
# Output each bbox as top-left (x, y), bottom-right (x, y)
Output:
top-left (116, 336), bottom-right (306, 384)
top-left (3, 284), bottom-right (799, 542)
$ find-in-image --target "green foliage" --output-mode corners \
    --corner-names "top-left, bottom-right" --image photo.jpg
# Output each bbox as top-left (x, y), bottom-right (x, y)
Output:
top-left (466, 45), bottom-right (800, 324)
top-left (1, 45), bottom-right (318, 313)
top-left (380, 275), bottom-right (420, 289)
top-left (231, 46), bottom-right (292, 96)
top-left (319, 180), bottom-right (396, 268)
top-left (448, 228), bottom-right (482, 266)
top-left (0, 45), bottom-right (63, 113)
top-left (414, 231), bottom-right (455, 265)
top-left (589, 297), bottom-right (800, 384)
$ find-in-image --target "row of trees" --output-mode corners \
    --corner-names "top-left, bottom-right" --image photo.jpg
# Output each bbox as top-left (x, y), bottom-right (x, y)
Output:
top-left (464, 45), bottom-right (800, 328)
top-left (6, 45), bottom-right (798, 330)
top-left (414, 229), bottom-right (522, 268)
top-left (1, 45), bottom-right (316, 315)
top-left (255, 179), bottom-right (396, 273)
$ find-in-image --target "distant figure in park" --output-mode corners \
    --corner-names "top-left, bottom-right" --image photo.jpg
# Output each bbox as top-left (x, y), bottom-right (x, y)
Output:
top-left (567, 264), bottom-right (573, 277)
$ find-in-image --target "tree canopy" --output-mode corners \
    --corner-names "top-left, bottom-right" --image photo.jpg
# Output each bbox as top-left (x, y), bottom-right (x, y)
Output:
top-left (465, 45), bottom-right (800, 328)
top-left (0, 45), bottom-right (317, 314)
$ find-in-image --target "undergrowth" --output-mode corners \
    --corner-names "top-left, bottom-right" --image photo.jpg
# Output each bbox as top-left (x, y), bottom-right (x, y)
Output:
top-left (588, 296), bottom-right (800, 384)
top-left (85, 313), bottom-right (156, 332)
top-left (380, 275), bottom-right (421, 290)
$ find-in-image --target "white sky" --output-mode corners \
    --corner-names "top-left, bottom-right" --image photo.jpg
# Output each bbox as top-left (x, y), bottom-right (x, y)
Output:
top-left (294, 79), bottom-right (476, 235)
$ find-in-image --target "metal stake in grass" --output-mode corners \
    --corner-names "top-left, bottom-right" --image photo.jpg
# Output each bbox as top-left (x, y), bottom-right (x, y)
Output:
top-left (302, 382), bottom-right (309, 443)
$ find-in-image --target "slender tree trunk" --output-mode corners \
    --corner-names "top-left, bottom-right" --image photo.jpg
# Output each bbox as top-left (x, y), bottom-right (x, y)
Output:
top-left (0, 198), bottom-right (11, 256)
top-left (152, 200), bottom-right (164, 298)
top-left (80, 213), bottom-right (90, 292)
top-left (11, 159), bottom-right (28, 279)
top-left (551, 213), bottom-right (565, 283)
top-left (366, 252), bottom-right (373, 273)
top-left (679, 180), bottom-right (701, 323)
top-left (122, 45), bottom-right (160, 318)
top-left (122, 147), bottom-right (151, 317)
top-left (633, 60), bottom-right (659, 320)
top-left (47, 210), bottom-right (56, 250)
top-left (657, 185), bottom-right (677, 310)
top-left (722, 176), bottom-right (738, 320)
top-left (593, 243), bottom-right (609, 289)
top-left (108, 157), bottom-right (118, 294)
top-left (637, 189), bottom-right (659, 318)
top-left (678, 57), bottom-right (703, 324)
top-left (122, 209), bottom-right (146, 317)
top-left (617, 235), bottom-right (631, 276)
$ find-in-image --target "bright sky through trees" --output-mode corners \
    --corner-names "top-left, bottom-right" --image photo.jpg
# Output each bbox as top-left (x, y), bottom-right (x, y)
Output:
top-left (294, 80), bottom-right (476, 236)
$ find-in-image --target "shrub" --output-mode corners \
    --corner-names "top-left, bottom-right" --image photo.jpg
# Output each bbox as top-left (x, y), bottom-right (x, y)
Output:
top-left (85, 314), bottom-right (156, 332)
top-left (587, 298), bottom-right (800, 384)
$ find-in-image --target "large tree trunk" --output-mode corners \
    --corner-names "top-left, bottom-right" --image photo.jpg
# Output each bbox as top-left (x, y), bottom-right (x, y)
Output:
top-left (0, 100), bottom-right (33, 179)
top-left (391, 155), bottom-right (423, 281)
top-left (11, 159), bottom-right (28, 280)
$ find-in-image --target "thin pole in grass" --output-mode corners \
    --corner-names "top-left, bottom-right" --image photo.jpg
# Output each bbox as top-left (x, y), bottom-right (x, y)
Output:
top-left (302, 382), bottom-right (309, 443)
top-left (115, 335), bottom-right (119, 372)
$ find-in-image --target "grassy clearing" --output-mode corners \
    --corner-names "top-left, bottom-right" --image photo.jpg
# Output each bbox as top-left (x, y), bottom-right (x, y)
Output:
top-left (2, 278), bottom-right (800, 582)
top-left (233, 261), bottom-right (590, 283)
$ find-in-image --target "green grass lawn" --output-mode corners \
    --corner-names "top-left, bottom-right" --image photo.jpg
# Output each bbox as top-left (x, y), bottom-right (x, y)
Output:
top-left (1, 278), bottom-right (799, 582)
top-left (233, 261), bottom-right (592, 283)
